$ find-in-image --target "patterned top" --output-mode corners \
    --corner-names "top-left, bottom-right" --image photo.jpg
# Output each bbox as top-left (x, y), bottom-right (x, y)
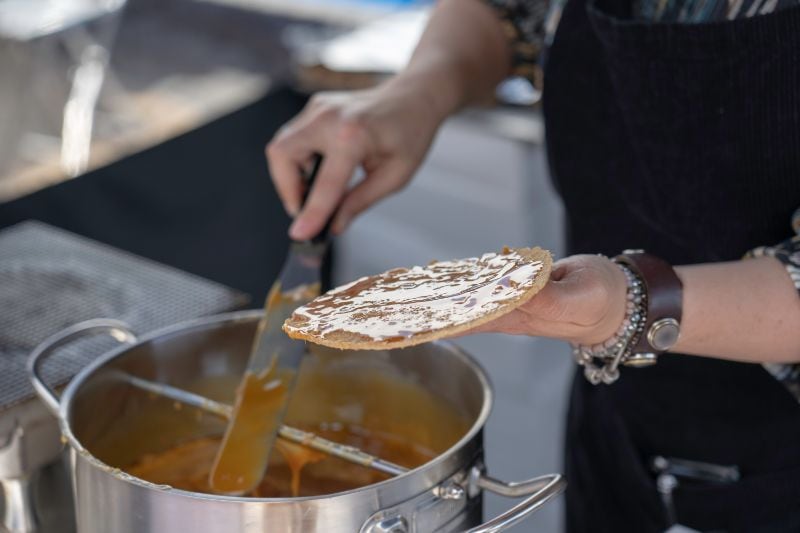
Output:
top-left (635, 0), bottom-right (799, 23)
top-left (483, 0), bottom-right (552, 86)
top-left (746, 208), bottom-right (800, 402)
top-left (484, 0), bottom-right (800, 81)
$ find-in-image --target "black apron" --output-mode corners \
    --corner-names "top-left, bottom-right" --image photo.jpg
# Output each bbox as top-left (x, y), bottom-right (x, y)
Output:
top-left (542, 0), bottom-right (800, 530)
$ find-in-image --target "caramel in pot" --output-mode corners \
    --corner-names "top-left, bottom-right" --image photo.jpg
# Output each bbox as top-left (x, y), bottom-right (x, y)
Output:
top-left (111, 362), bottom-right (471, 498)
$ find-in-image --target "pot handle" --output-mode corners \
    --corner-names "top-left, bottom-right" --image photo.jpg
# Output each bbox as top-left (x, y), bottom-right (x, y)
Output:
top-left (464, 470), bottom-right (566, 533)
top-left (27, 319), bottom-right (138, 416)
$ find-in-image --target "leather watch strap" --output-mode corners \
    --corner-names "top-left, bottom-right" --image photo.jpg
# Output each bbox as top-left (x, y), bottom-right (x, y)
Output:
top-left (614, 251), bottom-right (683, 354)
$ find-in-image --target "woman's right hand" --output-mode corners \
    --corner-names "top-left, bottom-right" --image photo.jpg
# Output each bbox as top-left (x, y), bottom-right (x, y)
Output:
top-left (266, 81), bottom-right (447, 241)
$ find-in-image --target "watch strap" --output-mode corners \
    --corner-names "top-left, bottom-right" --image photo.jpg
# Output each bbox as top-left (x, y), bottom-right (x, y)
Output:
top-left (614, 251), bottom-right (683, 354)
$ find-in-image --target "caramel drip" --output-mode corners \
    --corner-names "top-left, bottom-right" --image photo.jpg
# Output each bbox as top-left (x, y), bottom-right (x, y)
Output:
top-left (273, 439), bottom-right (327, 496)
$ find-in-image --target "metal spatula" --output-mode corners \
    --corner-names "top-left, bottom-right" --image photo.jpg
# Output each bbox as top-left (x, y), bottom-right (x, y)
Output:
top-left (209, 154), bottom-right (329, 495)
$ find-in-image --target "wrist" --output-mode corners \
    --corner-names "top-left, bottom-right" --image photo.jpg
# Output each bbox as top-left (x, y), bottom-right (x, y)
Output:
top-left (573, 262), bottom-right (648, 384)
top-left (572, 258), bottom-right (629, 346)
top-left (616, 251), bottom-right (683, 356)
top-left (573, 251), bottom-right (685, 385)
top-left (383, 60), bottom-right (466, 123)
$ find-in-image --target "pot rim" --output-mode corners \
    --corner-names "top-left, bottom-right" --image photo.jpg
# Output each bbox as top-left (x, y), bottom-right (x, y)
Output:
top-left (57, 309), bottom-right (494, 503)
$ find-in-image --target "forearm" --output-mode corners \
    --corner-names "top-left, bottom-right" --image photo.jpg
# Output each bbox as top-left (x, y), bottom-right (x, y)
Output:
top-left (384, 0), bottom-right (512, 120)
top-left (674, 256), bottom-right (800, 363)
top-left (474, 253), bottom-right (800, 365)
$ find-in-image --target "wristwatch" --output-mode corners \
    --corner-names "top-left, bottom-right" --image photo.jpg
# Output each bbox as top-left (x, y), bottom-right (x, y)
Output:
top-left (614, 250), bottom-right (683, 365)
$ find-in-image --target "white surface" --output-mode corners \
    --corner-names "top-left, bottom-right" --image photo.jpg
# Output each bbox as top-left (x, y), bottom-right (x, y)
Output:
top-left (334, 111), bottom-right (572, 532)
top-left (0, 0), bottom-right (124, 41)
top-left (198, 0), bottom-right (408, 25)
top-left (312, 9), bottom-right (428, 72)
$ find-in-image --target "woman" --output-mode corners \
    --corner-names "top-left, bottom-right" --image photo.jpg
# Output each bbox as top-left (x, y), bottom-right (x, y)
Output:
top-left (266, 0), bottom-right (800, 530)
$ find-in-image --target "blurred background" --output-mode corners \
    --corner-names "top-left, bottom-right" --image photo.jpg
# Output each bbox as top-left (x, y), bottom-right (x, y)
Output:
top-left (0, 0), bottom-right (570, 531)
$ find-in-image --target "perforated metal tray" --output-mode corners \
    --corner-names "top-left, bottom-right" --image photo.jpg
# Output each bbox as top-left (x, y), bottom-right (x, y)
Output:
top-left (0, 220), bottom-right (249, 412)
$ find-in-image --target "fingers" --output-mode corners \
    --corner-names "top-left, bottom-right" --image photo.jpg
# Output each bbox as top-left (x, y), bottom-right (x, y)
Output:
top-left (521, 255), bottom-right (627, 344)
top-left (267, 121), bottom-right (317, 218)
top-left (465, 310), bottom-right (532, 336)
top-left (549, 261), bottom-right (568, 282)
top-left (266, 140), bottom-right (304, 217)
top-left (455, 275), bottom-right (569, 338)
top-left (267, 87), bottom-right (435, 239)
top-left (523, 258), bottom-right (604, 324)
top-left (268, 95), bottom-right (370, 240)
top-left (267, 94), bottom-right (345, 219)
top-left (289, 151), bottom-right (362, 240)
top-left (331, 160), bottom-right (413, 234)
top-left (458, 255), bottom-right (622, 342)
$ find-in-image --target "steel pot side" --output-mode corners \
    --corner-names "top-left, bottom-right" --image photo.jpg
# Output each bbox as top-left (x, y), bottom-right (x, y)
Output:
top-left (28, 311), bottom-right (565, 533)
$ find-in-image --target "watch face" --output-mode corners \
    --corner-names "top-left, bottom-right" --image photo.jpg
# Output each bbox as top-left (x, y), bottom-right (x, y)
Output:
top-left (648, 318), bottom-right (680, 351)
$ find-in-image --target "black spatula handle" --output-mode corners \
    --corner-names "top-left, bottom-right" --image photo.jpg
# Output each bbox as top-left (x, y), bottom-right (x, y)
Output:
top-left (299, 153), bottom-right (331, 245)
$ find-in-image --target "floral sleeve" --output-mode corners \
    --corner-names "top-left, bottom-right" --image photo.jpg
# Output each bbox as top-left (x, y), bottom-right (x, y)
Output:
top-left (746, 208), bottom-right (800, 402)
top-left (483, 0), bottom-right (551, 86)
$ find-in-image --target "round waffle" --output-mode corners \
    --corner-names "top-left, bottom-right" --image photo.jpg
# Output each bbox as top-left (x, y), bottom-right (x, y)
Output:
top-left (283, 246), bottom-right (552, 350)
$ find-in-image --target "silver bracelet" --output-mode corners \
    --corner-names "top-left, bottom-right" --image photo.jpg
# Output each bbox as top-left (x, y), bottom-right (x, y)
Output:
top-left (572, 262), bottom-right (648, 384)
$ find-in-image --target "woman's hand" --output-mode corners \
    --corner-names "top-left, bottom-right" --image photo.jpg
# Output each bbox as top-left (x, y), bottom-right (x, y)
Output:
top-left (267, 0), bottom-right (512, 242)
top-left (266, 82), bottom-right (447, 241)
top-left (471, 253), bottom-right (800, 364)
top-left (471, 255), bottom-right (628, 345)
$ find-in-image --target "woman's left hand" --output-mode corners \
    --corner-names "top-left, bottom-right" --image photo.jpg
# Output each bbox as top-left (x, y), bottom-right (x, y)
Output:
top-left (470, 255), bottom-right (628, 345)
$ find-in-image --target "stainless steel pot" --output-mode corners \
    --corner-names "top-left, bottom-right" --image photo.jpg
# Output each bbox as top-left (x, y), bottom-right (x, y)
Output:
top-left (27, 311), bottom-right (564, 533)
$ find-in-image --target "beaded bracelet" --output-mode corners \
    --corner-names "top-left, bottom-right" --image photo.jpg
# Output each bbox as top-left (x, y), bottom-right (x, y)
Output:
top-left (572, 262), bottom-right (648, 384)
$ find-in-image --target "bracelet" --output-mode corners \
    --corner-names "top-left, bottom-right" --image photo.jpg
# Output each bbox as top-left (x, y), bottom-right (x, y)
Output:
top-left (572, 262), bottom-right (648, 384)
top-left (615, 250), bottom-right (683, 355)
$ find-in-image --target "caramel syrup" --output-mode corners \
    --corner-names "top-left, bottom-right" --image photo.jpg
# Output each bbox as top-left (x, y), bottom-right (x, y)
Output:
top-left (100, 357), bottom-right (471, 498)
top-left (207, 366), bottom-right (294, 494)
top-left (125, 424), bottom-right (438, 497)
top-left (209, 284), bottom-right (317, 495)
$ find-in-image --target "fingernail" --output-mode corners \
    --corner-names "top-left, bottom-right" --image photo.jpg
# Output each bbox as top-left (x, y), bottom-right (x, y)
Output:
top-left (286, 204), bottom-right (299, 217)
top-left (289, 218), bottom-right (309, 240)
